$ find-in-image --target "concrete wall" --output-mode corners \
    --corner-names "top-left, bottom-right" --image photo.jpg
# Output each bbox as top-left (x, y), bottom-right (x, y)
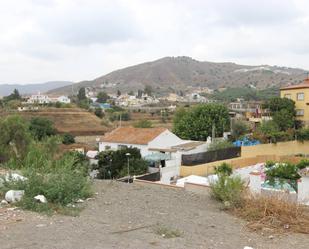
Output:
top-left (241, 140), bottom-right (309, 158)
top-left (180, 140), bottom-right (309, 177)
top-left (180, 155), bottom-right (302, 177)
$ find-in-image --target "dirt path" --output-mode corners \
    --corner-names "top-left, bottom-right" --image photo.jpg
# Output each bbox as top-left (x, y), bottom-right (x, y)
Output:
top-left (0, 181), bottom-right (308, 249)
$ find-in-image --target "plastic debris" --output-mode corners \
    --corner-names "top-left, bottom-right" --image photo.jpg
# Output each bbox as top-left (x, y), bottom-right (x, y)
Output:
top-left (34, 195), bottom-right (47, 203)
top-left (5, 190), bottom-right (25, 203)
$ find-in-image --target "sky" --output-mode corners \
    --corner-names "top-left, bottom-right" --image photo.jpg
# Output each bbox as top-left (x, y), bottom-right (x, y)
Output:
top-left (1, 0), bottom-right (309, 84)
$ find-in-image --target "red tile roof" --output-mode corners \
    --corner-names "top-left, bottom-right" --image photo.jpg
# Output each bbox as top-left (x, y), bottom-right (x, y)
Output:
top-left (280, 78), bottom-right (309, 90)
top-left (101, 127), bottom-right (167, 145)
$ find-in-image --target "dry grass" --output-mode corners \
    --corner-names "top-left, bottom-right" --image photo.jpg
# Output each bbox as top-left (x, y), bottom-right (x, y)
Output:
top-left (233, 194), bottom-right (309, 234)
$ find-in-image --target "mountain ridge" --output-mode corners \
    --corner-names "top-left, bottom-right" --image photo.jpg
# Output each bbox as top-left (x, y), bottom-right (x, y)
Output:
top-left (46, 56), bottom-right (308, 95)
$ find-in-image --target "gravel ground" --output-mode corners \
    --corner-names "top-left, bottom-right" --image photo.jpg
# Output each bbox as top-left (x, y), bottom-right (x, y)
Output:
top-left (0, 180), bottom-right (309, 249)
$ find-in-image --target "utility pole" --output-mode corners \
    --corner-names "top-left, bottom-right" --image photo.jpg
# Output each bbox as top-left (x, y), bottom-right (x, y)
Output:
top-left (126, 153), bottom-right (131, 183)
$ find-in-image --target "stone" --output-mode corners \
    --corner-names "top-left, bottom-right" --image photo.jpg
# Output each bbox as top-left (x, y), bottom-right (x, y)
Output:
top-left (0, 200), bottom-right (8, 206)
top-left (34, 195), bottom-right (47, 203)
top-left (5, 190), bottom-right (25, 203)
top-left (5, 173), bottom-right (27, 182)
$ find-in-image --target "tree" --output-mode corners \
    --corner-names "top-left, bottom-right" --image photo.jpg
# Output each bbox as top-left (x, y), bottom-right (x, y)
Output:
top-left (4, 89), bottom-right (21, 102)
top-left (273, 109), bottom-right (295, 131)
top-left (77, 87), bottom-right (87, 101)
top-left (263, 97), bottom-right (296, 131)
top-left (0, 115), bottom-right (31, 162)
top-left (231, 120), bottom-right (249, 140)
top-left (117, 90), bottom-right (121, 97)
top-left (62, 133), bottom-right (75, 145)
top-left (94, 107), bottom-right (104, 118)
top-left (95, 147), bottom-right (148, 179)
top-left (29, 117), bottom-right (56, 140)
top-left (173, 104), bottom-right (230, 141)
top-left (96, 91), bottom-right (109, 103)
top-left (144, 85), bottom-right (153, 96)
top-left (137, 89), bottom-right (143, 98)
top-left (133, 119), bottom-right (153, 128)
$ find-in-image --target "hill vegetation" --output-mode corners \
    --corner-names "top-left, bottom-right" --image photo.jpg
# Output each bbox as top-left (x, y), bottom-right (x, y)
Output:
top-left (48, 56), bottom-right (307, 95)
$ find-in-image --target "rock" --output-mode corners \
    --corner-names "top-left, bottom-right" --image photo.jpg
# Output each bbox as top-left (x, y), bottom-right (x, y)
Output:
top-left (34, 195), bottom-right (47, 203)
top-left (0, 200), bottom-right (9, 206)
top-left (75, 199), bottom-right (84, 203)
top-left (268, 235), bottom-right (274, 239)
top-left (5, 190), bottom-right (25, 203)
top-left (244, 247), bottom-right (254, 249)
top-left (5, 173), bottom-right (27, 182)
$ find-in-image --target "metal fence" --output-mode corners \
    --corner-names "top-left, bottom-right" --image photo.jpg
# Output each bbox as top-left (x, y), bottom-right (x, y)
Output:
top-left (182, 147), bottom-right (241, 166)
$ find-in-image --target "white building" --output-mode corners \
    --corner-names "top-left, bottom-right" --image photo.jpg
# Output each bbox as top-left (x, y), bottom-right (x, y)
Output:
top-left (98, 127), bottom-right (208, 184)
top-left (27, 93), bottom-right (70, 104)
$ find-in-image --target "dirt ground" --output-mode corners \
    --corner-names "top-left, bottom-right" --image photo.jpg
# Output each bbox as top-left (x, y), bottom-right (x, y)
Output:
top-left (1, 181), bottom-right (309, 249)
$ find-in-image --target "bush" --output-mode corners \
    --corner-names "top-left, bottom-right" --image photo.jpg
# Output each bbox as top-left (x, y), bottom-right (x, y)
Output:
top-left (231, 120), bottom-right (249, 140)
top-left (95, 147), bottom-right (148, 179)
top-left (210, 175), bottom-right (245, 208)
top-left (94, 107), bottom-right (104, 118)
top-left (29, 117), bottom-right (56, 141)
top-left (214, 163), bottom-right (233, 176)
top-left (0, 139), bottom-right (92, 214)
top-left (296, 128), bottom-right (309, 142)
top-left (208, 139), bottom-right (234, 151)
top-left (62, 133), bottom-right (75, 145)
top-left (296, 159), bottom-right (309, 170)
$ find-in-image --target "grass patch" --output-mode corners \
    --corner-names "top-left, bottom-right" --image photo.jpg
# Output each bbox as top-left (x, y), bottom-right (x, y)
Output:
top-left (154, 224), bottom-right (183, 239)
top-left (0, 139), bottom-right (93, 215)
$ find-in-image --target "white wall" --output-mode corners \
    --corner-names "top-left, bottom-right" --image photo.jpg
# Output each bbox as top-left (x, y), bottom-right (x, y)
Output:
top-left (99, 142), bottom-right (148, 157)
top-left (298, 176), bottom-right (309, 204)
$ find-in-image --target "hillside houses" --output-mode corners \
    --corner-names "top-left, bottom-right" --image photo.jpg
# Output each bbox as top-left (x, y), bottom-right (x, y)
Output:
top-left (26, 93), bottom-right (71, 104)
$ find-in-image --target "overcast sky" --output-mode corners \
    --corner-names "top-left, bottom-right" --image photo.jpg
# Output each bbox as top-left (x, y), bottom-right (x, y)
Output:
top-left (1, 0), bottom-right (309, 84)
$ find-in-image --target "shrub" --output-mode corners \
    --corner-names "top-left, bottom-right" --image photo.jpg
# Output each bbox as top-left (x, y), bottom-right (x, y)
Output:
top-left (0, 140), bottom-right (92, 214)
top-left (29, 117), bottom-right (56, 141)
top-left (95, 147), bottom-right (148, 179)
top-left (231, 120), bottom-right (249, 140)
top-left (214, 163), bottom-right (233, 176)
top-left (94, 107), bottom-right (104, 118)
top-left (296, 159), bottom-right (309, 170)
top-left (62, 133), bottom-right (75, 145)
top-left (210, 175), bottom-right (245, 208)
top-left (296, 128), bottom-right (309, 142)
top-left (208, 139), bottom-right (234, 151)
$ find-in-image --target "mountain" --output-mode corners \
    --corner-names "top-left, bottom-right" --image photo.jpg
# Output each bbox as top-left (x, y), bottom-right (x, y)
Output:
top-left (48, 56), bottom-right (308, 95)
top-left (0, 81), bottom-right (73, 97)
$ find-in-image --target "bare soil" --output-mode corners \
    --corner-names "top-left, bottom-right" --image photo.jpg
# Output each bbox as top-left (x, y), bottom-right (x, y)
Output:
top-left (1, 181), bottom-right (309, 249)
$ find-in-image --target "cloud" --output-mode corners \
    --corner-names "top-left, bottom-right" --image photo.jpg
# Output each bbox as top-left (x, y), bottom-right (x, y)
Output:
top-left (1, 0), bottom-right (309, 84)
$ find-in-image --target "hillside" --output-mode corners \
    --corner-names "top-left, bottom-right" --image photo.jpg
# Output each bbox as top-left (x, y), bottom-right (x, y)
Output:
top-left (0, 81), bottom-right (73, 96)
top-left (1, 108), bottom-right (108, 136)
top-left (48, 56), bottom-right (308, 95)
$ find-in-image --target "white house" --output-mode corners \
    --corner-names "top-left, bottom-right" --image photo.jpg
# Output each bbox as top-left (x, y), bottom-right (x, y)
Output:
top-left (27, 93), bottom-right (70, 104)
top-left (27, 94), bottom-right (50, 104)
top-left (99, 127), bottom-right (209, 184)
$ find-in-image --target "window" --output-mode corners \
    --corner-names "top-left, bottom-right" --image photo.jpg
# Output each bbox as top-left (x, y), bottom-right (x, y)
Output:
top-left (297, 93), bottom-right (304, 101)
top-left (105, 145), bottom-right (111, 150)
top-left (118, 145), bottom-right (128, 150)
top-left (296, 109), bottom-right (304, 116)
top-left (284, 94), bottom-right (291, 99)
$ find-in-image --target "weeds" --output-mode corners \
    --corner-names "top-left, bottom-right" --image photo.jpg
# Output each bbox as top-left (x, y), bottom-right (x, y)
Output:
top-left (210, 175), bottom-right (245, 208)
top-left (234, 195), bottom-right (309, 234)
top-left (154, 224), bottom-right (183, 239)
